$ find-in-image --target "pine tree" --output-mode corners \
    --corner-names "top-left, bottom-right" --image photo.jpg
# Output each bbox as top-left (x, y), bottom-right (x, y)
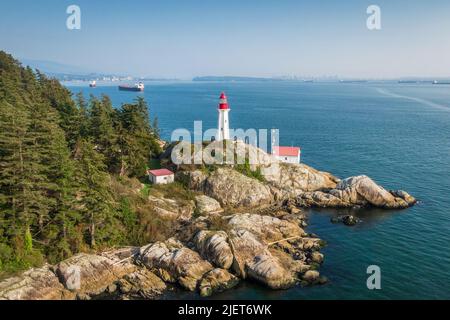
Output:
top-left (89, 95), bottom-right (119, 171)
top-left (117, 97), bottom-right (161, 176)
top-left (74, 139), bottom-right (121, 248)
top-left (37, 72), bottom-right (82, 148)
top-left (75, 91), bottom-right (89, 138)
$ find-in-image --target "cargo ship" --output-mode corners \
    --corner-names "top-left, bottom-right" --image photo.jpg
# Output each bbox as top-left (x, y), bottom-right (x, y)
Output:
top-left (118, 82), bottom-right (144, 92)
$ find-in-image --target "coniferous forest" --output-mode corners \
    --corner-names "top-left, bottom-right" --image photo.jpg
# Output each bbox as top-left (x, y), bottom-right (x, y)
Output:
top-left (0, 51), bottom-right (163, 274)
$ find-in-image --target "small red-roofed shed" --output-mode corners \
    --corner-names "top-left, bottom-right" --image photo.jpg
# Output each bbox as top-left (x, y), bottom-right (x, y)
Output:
top-left (147, 168), bottom-right (175, 185)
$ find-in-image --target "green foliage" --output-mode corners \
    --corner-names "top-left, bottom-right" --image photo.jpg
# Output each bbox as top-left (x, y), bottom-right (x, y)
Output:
top-left (234, 159), bottom-right (266, 182)
top-left (24, 227), bottom-right (32, 252)
top-left (150, 182), bottom-right (197, 203)
top-left (0, 51), bottom-right (164, 275)
top-left (140, 183), bottom-right (151, 198)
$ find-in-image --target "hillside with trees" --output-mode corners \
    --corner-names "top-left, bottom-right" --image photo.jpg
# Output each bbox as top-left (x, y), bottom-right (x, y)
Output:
top-left (0, 51), bottom-right (163, 274)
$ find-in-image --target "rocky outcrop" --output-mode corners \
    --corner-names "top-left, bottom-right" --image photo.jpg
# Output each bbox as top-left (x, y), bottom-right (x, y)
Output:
top-left (184, 168), bottom-right (274, 209)
top-left (262, 162), bottom-right (339, 195)
top-left (194, 231), bottom-right (234, 269)
top-left (228, 213), bottom-right (306, 243)
top-left (139, 238), bottom-right (213, 291)
top-left (117, 268), bottom-right (166, 299)
top-left (298, 175), bottom-right (416, 209)
top-left (0, 265), bottom-right (74, 300)
top-left (198, 268), bottom-right (239, 297)
top-left (297, 191), bottom-right (349, 208)
top-left (331, 215), bottom-right (361, 226)
top-left (229, 229), bottom-right (296, 289)
top-left (148, 195), bottom-right (195, 221)
top-left (55, 252), bottom-right (136, 296)
top-left (195, 195), bottom-right (223, 215)
top-left (0, 248), bottom-right (145, 300)
top-left (172, 142), bottom-right (415, 212)
top-left (0, 209), bottom-right (323, 299)
top-left (177, 168), bottom-right (273, 209)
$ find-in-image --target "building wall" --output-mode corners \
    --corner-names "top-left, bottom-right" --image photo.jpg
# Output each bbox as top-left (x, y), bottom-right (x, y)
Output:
top-left (150, 174), bottom-right (175, 184)
top-left (274, 155), bottom-right (300, 164)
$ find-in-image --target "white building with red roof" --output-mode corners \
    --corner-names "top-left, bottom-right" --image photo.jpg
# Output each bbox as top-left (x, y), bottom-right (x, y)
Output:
top-left (272, 146), bottom-right (301, 164)
top-left (147, 168), bottom-right (175, 185)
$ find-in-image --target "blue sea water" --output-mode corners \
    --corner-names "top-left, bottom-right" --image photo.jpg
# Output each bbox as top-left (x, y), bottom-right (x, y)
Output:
top-left (67, 81), bottom-right (450, 300)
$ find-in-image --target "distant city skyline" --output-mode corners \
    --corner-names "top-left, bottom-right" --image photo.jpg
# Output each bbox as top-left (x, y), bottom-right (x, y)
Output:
top-left (2, 0), bottom-right (450, 79)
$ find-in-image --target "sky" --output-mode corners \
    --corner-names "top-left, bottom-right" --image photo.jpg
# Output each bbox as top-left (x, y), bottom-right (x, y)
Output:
top-left (1, 0), bottom-right (450, 79)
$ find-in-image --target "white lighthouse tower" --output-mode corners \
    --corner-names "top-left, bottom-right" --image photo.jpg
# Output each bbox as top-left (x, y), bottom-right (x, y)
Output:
top-left (217, 92), bottom-right (230, 141)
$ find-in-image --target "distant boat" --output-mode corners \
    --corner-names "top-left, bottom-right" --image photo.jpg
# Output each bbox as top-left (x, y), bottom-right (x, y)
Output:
top-left (89, 80), bottom-right (97, 88)
top-left (398, 80), bottom-right (418, 84)
top-left (339, 80), bottom-right (368, 83)
top-left (432, 80), bottom-right (450, 85)
top-left (118, 82), bottom-right (144, 92)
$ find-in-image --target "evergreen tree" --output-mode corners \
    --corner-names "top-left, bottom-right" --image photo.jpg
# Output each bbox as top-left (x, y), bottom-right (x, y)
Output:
top-left (37, 72), bottom-right (82, 148)
top-left (89, 95), bottom-right (119, 171)
top-left (0, 51), bottom-right (163, 272)
top-left (73, 139), bottom-right (121, 248)
top-left (117, 97), bottom-right (161, 177)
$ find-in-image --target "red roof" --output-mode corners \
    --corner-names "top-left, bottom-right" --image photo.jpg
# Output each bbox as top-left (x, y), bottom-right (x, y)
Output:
top-left (272, 146), bottom-right (301, 157)
top-left (147, 169), bottom-right (174, 177)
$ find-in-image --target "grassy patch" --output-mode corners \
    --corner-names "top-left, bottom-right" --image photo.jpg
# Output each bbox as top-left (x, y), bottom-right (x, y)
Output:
top-left (140, 183), bottom-right (151, 198)
top-left (149, 182), bottom-right (197, 202)
top-left (234, 159), bottom-right (266, 182)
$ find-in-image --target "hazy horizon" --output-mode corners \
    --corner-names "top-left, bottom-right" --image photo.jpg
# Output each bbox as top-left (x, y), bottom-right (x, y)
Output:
top-left (2, 0), bottom-right (450, 79)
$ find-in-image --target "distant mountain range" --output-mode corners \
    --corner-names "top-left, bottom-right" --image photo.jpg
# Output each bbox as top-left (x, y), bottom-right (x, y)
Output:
top-left (193, 76), bottom-right (283, 82)
top-left (17, 59), bottom-right (450, 83)
top-left (19, 58), bottom-right (135, 81)
top-left (20, 58), bottom-right (94, 75)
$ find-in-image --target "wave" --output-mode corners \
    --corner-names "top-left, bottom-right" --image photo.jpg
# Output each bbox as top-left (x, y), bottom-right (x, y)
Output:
top-left (375, 88), bottom-right (450, 112)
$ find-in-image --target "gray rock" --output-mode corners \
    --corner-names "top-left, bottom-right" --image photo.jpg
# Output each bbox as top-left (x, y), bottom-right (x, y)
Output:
top-left (199, 268), bottom-right (239, 297)
top-left (229, 229), bottom-right (296, 289)
top-left (195, 195), bottom-right (223, 215)
top-left (148, 195), bottom-right (195, 221)
top-left (117, 268), bottom-right (166, 299)
top-left (56, 252), bottom-right (136, 296)
top-left (228, 213), bottom-right (306, 243)
top-left (140, 238), bottom-right (213, 291)
top-left (299, 175), bottom-right (416, 209)
top-left (203, 168), bottom-right (274, 208)
top-left (302, 270), bottom-right (320, 283)
top-left (0, 265), bottom-right (74, 300)
top-left (194, 230), bottom-right (234, 269)
top-left (310, 251), bottom-right (324, 264)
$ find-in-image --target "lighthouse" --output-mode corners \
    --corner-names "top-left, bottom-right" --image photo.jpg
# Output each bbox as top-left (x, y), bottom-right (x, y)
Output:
top-left (217, 92), bottom-right (230, 141)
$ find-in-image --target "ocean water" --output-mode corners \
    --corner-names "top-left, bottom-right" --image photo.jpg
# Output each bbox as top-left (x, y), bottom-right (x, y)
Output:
top-left (67, 81), bottom-right (450, 300)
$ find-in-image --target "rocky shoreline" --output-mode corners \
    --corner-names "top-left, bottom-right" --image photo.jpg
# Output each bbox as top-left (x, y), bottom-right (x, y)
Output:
top-left (0, 141), bottom-right (416, 300)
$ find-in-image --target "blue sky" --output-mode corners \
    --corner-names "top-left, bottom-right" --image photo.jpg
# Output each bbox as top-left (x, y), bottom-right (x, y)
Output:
top-left (1, 0), bottom-right (450, 78)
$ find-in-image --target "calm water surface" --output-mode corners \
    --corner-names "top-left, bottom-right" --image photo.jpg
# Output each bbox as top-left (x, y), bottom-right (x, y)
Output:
top-left (68, 81), bottom-right (450, 299)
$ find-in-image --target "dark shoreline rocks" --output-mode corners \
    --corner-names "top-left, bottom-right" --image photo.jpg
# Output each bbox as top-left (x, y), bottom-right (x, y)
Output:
top-left (331, 215), bottom-right (361, 226)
